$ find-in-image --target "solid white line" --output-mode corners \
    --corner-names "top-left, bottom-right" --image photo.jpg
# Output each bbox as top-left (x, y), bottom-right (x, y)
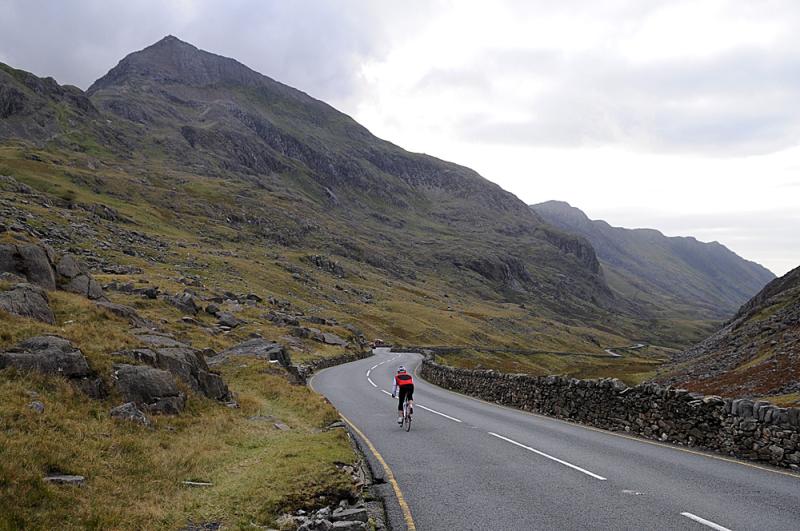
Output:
top-left (680, 513), bottom-right (733, 531)
top-left (367, 378), bottom-right (377, 388)
top-left (488, 432), bottom-right (607, 480)
top-left (417, 404), bottom-right (462, 423)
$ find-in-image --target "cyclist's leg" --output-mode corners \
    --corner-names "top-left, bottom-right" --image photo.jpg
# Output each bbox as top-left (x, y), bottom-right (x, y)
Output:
top-left (397, 386), bottom-right (407, 412)
top-left (407, 384), bottom-right (414, 414)
top-left (397, 386), bottom-right (407, 423)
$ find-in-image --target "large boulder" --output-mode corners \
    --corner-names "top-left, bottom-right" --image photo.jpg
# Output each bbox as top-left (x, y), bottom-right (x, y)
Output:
top-left (0, 243), bottom-right (56, 290)
top-left (115, 346), bottom-right (230, 401)
top-left (321, 333), bottom-right (348, 347)
top-left (0, 336), bottom-right (90, 377)
top-left (112, 364), bottom-right (185, 414)
top-left (210, 338), bottom-right (290, 367)
top-left (166, 291), bottom-right (200, 315)
top-left (55, 254), bottom-right (104, 300)
top-left (0, 336), bottom-right (106, 397)
top-left (0, 283), bottom-right (55, 323)
top-left (0, 243), bottom-right (104, 300)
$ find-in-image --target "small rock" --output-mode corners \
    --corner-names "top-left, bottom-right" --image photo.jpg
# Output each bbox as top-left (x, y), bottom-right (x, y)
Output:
top-left (217, 312), bottom-right (243, 328)
top-left (28, 400), bottom-right (45, 413)
top-left (182, 480), bottom-right (213, 487)
top-left (110, 402), bottom-right (150, 427)
top-left (44, 474), bottom-right (85, 486)
top-left (331, 522), bottom-right (366, 530)
top-left (331, 508), bottom-right (368, 523)
top-left (274, 422), bottom-right (290, 431)
top-left (247, 415), bottom-right (275, 422)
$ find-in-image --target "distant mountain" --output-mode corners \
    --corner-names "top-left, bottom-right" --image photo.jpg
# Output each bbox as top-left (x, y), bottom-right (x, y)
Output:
top-left (656, 265), bottom-right (800, 404)
top-left (531, 201), bottom-right (775, 322)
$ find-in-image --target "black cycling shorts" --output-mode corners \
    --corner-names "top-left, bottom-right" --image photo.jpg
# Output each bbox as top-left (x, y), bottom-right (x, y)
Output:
top-left (398, 384), bottom-right (414, 411)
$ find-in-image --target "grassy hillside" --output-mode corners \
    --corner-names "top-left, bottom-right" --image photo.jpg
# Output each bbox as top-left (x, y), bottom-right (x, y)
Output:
top-left (0, 283), bottom-right (355, 528)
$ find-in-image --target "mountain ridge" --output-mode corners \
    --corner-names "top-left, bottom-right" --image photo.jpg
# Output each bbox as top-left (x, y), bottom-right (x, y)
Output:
top-left (531, 200), bottom-right (774, 323)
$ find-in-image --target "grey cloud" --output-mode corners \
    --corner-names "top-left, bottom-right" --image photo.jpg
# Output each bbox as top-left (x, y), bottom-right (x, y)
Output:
top-left (449, 46), bottom-right (800, 155)
top-left (0, 0), bottom-right (433, 106)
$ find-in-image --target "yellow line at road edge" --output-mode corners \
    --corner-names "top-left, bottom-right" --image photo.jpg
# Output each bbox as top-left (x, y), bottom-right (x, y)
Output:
top-left (309, 361), bottom-right (417, 531)
top-left (339, 413), bottom-right (417, 530)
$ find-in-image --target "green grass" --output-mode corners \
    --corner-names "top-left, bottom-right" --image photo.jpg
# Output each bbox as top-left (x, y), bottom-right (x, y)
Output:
top-left (439, 345), bottom-right (667, 386)
top-left (0, 283), bottom-right (360, 529)
top-left (0, 363), bottom-right (353, 530)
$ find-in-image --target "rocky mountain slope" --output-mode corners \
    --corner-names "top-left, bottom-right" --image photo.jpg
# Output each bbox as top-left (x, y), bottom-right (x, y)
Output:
top-left (656, 265), bottom-right (800, 405)
top-left (0, 35), bottom-right (663, 356)
top-left (531, 201), bottom-right (774, 324)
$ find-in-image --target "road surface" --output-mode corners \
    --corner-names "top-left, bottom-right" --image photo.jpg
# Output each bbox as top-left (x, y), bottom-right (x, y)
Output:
top-left (311, 349), bottom-right (800, 530)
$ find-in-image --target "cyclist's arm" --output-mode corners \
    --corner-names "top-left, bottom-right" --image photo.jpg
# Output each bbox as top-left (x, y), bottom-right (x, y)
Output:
top-left (391, 379), bottom-right (398, 396)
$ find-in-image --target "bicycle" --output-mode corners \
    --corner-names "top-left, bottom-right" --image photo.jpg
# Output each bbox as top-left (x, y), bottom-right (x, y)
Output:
top-left (401, 396), bottom-right (412, 432)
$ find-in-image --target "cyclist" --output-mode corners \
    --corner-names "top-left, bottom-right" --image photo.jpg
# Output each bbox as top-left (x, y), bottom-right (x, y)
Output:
top-left (391, 365), bottom-right (414, 424)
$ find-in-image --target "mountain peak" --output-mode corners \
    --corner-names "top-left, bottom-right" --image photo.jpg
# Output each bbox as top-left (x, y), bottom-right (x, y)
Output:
top-left (531, 200), bottom-right (591, 224)
top-left (88, 35), bottom-right (264, 93)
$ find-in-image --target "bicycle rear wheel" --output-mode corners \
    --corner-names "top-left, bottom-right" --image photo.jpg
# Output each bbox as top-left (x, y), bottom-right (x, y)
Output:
top-left (403, 401), bottom-right (411, 431)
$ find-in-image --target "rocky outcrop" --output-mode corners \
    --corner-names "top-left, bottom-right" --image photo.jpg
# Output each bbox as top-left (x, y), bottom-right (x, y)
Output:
top-left (165, 291), bottom-right (200, 314)
top-left (55, 254), bottom-right (104, 300)
top-left (0, 242), bottom-right (104, 300)
top-left (0, 283), bottom-right (55, 323)
top-left (421, 358), bottom-right (800, 470)
top-left (114, 346), bottom-right (230, 401)
top-left (95, 301), bottom-right (152, 328)
top-left (112, 363), bottom-right (185, 414)
top-left (463, 255), bottom-right (534, 292)
top-left (291, 327), bottom-right (349, 347)
top-left (0, 336), bottom-right (105, 397)
top-left (0, 243), bottom-right (56, 290)
top-left (210, 338), bottom-right (290, 367)
top-left (303, 255), bottom-right (347, 277)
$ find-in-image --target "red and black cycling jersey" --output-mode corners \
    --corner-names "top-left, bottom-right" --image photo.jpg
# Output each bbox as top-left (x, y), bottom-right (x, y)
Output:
top-left (395, 372), bottom-right (414, 386)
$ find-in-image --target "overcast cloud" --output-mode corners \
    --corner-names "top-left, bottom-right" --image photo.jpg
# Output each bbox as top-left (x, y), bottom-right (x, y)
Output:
top-left (1, 0), bottom-right (798, 274)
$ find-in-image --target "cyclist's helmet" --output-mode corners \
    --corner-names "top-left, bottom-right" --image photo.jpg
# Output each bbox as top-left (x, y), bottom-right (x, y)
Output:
top-left (397, 366), bottom-right (406, 373)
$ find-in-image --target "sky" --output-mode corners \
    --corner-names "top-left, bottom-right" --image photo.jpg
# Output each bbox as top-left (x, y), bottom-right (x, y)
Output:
top-left (1, 0), bottom-right (798, 275)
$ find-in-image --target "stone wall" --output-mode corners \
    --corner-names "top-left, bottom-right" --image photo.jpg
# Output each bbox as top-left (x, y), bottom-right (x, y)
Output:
top-left (420, 358), bottom-right (800, 470)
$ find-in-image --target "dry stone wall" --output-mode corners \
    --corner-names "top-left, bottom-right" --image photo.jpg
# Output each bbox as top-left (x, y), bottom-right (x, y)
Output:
top-left (420, 358), bottom-right (800, 470)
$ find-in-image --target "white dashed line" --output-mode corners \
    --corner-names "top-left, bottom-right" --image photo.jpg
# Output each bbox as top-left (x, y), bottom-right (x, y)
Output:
top-left (417, 405), bottom-right (462, 423)
top-left (488, 432), bottom-right (607, 480)
top-left (381, 389), bottom-right (392, 396)
top-left (367, 377), bottom-right (377, 388)
top-left (680, 513), bottom-right (733, 531)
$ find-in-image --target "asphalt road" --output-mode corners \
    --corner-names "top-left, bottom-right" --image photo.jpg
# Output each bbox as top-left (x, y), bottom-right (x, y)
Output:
top-left (311, 349), bottom-right (800, 530)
